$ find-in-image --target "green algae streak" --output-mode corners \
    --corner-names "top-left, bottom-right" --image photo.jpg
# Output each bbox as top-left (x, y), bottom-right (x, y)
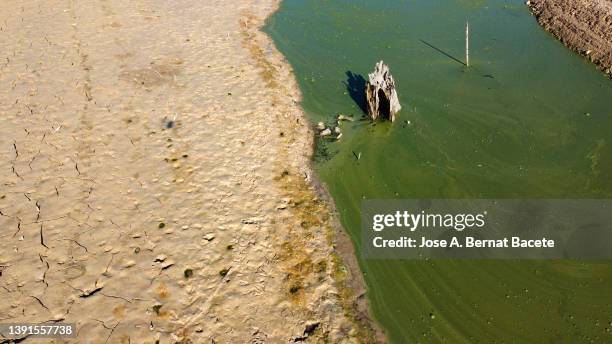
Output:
top-left (265, 0), bottom-right (612, 342)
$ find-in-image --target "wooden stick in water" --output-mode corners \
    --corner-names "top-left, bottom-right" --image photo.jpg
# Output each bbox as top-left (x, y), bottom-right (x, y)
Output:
top-left (466, 21), bottom-right (470, 67)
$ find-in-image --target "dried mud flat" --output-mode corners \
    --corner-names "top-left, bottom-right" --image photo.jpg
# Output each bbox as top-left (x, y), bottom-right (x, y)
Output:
top-left (0, 0), bottom-right (381, 343)
top-left (528, 0), bottom-right (612, 76)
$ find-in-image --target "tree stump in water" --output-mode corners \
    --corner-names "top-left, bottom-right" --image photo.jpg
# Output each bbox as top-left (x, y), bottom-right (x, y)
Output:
top-left (366, 61), bottom-right (401, 122)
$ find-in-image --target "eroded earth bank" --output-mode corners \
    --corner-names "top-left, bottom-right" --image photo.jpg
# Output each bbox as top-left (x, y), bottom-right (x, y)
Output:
top-left (528, 0), bottom-right (612, 76)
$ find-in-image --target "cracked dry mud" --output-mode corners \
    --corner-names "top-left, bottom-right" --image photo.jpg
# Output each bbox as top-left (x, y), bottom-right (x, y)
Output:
top-left (0, 0), bottom-right (378, 342)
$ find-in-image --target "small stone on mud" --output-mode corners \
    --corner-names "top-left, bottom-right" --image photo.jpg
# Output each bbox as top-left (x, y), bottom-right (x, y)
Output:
top-left (122, 260), bottom-right (136, 268)
top-left (204, 233), bottom-right (215, 241)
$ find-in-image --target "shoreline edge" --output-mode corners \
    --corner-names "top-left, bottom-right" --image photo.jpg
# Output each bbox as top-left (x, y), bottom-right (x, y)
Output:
top-left (242, 0), bottom-right (387, 342)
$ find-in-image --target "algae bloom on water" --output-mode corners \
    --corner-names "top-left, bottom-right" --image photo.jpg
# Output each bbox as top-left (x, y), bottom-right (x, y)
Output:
top-left (266, 0), bottom-right (612, 342)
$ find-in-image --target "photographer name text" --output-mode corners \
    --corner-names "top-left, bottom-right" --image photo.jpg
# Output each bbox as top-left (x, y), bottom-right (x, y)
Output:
top-left (372, 236), bottom-right (555, 248)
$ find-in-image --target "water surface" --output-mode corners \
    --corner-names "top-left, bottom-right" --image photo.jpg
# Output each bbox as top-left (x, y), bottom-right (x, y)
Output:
top-left (266, 1), bottom-right (612, 342)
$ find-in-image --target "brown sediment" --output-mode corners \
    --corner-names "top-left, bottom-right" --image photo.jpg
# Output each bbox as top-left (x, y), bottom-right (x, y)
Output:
top-left (241, 2), bottom-right (386, 342)
top-left (528, 0), bottom-right (612, 77)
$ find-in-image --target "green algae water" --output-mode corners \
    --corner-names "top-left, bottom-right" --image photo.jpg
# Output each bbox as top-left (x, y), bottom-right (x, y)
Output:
top-left (265, 0), bottom-right (612, 342)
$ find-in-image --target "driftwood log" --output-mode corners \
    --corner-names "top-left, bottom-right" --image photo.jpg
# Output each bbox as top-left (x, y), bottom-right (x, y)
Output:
top-left (365, 61), bottom-right (401, 122)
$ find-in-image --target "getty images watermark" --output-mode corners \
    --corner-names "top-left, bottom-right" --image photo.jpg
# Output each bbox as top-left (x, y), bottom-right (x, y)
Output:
top-left (361, 199), bottom-right (612, 259)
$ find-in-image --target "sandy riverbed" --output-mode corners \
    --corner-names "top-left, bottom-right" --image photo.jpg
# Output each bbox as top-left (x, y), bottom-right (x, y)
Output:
top-left (0, 0), bottom-right (381, 342)
top-left (528, 0), bottom-right (612, 76)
